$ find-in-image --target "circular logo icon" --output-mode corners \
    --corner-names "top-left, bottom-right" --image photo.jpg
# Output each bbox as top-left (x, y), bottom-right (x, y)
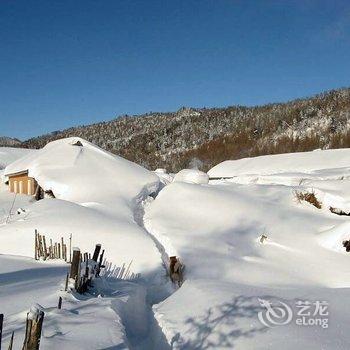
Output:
top-left (258, 298), bottom-right (293, 327)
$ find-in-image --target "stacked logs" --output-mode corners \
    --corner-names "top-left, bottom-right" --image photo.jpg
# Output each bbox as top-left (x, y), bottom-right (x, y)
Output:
top-left (34, 230), bottom-right (72, 261)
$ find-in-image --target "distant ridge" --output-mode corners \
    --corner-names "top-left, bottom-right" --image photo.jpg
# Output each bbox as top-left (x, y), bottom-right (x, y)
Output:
top-left (5, 87), bottom-right (350, 172)
top-left (0, 136), bottom-right (22, 147)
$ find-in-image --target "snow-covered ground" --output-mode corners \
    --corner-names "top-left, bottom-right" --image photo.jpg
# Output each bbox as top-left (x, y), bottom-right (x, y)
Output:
top-left (0, 138), bottom-right (169, 349)
top-left (1, 143), bottom-right (350, 349)
top-left (208, 148), bottom-right (350, 179)
top-left (144, 149), bottom-right (350, 349)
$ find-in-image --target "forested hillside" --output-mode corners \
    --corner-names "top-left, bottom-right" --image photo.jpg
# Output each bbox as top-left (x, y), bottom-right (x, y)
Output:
top-left (6, 88), bottom-right (350, 172)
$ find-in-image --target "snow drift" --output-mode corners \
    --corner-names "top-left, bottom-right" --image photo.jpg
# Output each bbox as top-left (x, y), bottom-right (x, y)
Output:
top-left (173, 169), bottom-right (209, 184)
top-left (1, 137), bottom-right (163, 273)
top-left (5, 137), bottom-right (159, 207)
top-left (145, 149), bottom-right (350, 349)
top-left (208, 148), bottom-right (350, 178)
top-left (0, 137), bottom-right (167, 349)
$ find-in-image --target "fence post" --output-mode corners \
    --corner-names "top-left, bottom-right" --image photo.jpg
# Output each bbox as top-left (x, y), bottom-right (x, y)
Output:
top-left (22, 304), bottom-right (44, 350)
top-left (42, 236), bottom-right (47, 260)
top-left (70, 248), bottom-right (80, 279)
top-left (69, 234), bottom-right (72, 263)
top-left (34, 230), bottom-right (38, 260)
top-left (92, 244), bottom-right (101, 262)
top-left (0, 313), bottom-right (3, 350)
top-left (8, 331), bottom-right (14, 350)
top-left (96, 249), bottom-right (105, 277)
top-left (64, 272), bottom-right (69, 291)
top-left (57, 297), bottom-right (62, 310)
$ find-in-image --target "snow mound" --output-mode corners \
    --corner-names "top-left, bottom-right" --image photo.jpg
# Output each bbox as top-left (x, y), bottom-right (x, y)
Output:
top-left (5, 137), bottom-right (159, 206)
top-left (146, 178), bottom-right (350, 349)
top-left (208, 148), bottom-right (350, 178)
top-left (173, 169), bottom-right (209, 184)
top-left (1, 137), bottom-right (163, 273)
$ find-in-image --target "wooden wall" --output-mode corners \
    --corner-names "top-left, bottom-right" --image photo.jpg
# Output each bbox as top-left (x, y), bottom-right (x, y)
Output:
top-left (9, 174), bottom-right (37, 195)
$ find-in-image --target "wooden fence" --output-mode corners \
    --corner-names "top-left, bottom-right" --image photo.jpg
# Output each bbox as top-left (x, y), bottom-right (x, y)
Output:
top-left (34, 230), bottom-right (72, 262)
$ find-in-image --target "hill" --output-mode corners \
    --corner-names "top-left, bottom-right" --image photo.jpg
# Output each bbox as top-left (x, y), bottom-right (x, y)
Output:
top-left (8, 88), bottom-right (350, 172)
top-left (0, 137), bottom-right (22, 147)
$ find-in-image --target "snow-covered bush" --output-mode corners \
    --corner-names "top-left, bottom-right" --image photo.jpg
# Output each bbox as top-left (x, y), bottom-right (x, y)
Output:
top-left (173, 169), bottom-right (209, 185)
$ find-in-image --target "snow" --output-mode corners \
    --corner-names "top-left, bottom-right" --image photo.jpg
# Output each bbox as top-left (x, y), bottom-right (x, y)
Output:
top-left (0, 255), bottom-right (131, 349)
top-left (1, 138), bottom-right (162, 274)
top-left (2, 142), bottom-right (350, 349)
top-left (0, 138), bottom-right (168, 349)
top-left (173, 169), bottom-right (209, 184)
top-left (143, 148), bottom-right (350, 349)
top-left (208, 148), bottom-right (350, 178)
top-left (0, 147), bottom-right (35, 183)
top-left (154, 168), bottom-right (174, 187)
top-left (5, 138), bottom-right (159, 208)
top-left (0, 147), bottom-right (34, 170)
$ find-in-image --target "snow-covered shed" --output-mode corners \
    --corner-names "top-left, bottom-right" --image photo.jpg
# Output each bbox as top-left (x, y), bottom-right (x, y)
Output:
top-left (6, 170), bottom-right (37, 195)
top-left (4, 137), bottom-right (159, 203)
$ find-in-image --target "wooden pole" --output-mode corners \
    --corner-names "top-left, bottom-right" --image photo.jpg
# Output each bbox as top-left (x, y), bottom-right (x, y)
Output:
top-left (34, 231), bottom-right (38, 260)
top-left (84, 254), bottom-right (89, 282)
top-left (64, 272), bottom-right (69, 291)
top-left (92, 244), bottom-right (101, 262)
top-left (50, 239), bottom-right (53, 259)
top-left (61, 238), bottom-right (64, 259)
top-left (38, 235), bottom-right (43, 258)
top-left (22, 304), bottom-right (44, 350)
top-left (70, 248), bottom-right (80, 279)
top-left (96, 249), bottom-right (105, 277)
top-left (69, 234), bottom-right (72, 263)
top-left (8, 332), bottom-right (14, 350)
top-left (57, 297), bottom-right (62, 310)
top-left (42, 236), bottom-right (47, 260)
top-left (0, 313), bottom-right (3, 350)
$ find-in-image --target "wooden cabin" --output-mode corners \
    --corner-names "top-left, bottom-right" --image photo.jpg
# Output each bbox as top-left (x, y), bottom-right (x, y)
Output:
top-left (7, 170), bottom-right (38, 196)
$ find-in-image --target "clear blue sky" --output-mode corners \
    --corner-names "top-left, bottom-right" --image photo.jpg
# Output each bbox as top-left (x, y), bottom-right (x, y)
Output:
top-left (0, 0), bottom-right (349, 139)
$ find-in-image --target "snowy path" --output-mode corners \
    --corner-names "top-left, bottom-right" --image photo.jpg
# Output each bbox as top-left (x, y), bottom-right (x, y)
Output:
top-left (129, 195), bottom-right (175, 349)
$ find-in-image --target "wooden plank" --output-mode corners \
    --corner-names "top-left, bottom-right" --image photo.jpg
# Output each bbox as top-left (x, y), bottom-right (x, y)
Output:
top-left (70, 248), bottom-right (81, 279)
top-left (92, 244), bottom-right (101, 262)
top-left (22, 305), bottom-right (45, 350)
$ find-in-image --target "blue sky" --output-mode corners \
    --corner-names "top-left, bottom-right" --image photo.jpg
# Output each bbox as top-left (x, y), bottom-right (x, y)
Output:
top-left (0, 0), bottom-right (349, 139)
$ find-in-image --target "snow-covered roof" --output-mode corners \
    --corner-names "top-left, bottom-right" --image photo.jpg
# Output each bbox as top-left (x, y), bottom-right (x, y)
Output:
top-left (4, 137), bottom-right (159, 204)
top-left (208, 148), bottom-right (350, 178)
